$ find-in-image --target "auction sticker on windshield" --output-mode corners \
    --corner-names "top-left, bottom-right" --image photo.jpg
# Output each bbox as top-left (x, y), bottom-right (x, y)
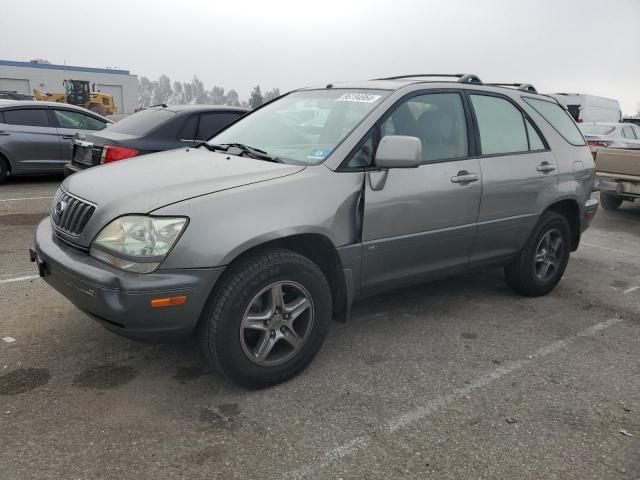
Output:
top-left (336, 93), bottom-right (382, 103)
top-left (308, 148), bottom-right (331, 161)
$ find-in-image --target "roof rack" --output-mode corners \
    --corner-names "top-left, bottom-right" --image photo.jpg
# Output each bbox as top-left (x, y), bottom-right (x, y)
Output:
top-left (486, 83), bottom-right (538, 93)
top-left (375, 73), bottom-right (483, 84)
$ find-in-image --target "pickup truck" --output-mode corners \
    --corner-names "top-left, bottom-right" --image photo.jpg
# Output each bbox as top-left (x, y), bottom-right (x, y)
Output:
top-left (593, 147), bottom-right (640, 209)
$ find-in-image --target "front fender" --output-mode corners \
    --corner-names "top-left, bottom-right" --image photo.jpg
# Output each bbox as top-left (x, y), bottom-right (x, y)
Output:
top-left (156, 166), bottom-right (364, 269)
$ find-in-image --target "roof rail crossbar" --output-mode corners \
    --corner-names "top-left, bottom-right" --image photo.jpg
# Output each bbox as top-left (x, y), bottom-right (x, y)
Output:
top-left (375, 73), bottom-right (483, 84)
top-left (486, 83), bottom-right (538, 93)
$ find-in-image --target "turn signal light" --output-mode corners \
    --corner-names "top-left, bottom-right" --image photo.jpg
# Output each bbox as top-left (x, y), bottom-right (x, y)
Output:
top-left (101, 145), bottom-right (140, 164)
top-left (150, 295), bottom-right (187, 308)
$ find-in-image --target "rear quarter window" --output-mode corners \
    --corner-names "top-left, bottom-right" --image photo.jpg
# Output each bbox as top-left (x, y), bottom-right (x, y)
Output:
top-left (108, 108), bottom-right (175, 136)
top-left (580, 125), bottom-right (616, 136)
top-left (523, 98), bottom-right (585, 146)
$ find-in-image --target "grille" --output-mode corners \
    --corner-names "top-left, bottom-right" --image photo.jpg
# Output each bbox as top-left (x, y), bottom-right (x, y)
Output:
top-left (51, 187), bottom-right (96, 235)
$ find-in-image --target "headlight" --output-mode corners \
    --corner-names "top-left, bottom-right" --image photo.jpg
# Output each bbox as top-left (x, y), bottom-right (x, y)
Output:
top-left (90, 215), bottom-right (187, 273)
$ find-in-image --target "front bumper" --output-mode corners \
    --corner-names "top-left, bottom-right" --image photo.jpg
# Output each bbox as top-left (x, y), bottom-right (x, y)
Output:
top-left (32, 219), bottom-right (224, 342)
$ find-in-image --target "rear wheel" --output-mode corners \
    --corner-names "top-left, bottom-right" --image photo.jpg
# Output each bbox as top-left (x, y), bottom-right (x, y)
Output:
top-left (505, 211), bottom-right (571, 296)
top-left (198, 249), bottom-right (332, 388)
top-left (600, 193), bottom-right (622, 210)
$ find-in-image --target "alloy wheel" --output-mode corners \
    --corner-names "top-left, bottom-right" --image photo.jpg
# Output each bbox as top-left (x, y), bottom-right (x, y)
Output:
top-left (534, 228), bottom-right (563, 282)
top-left (240, 281), bottom-right (314, 366)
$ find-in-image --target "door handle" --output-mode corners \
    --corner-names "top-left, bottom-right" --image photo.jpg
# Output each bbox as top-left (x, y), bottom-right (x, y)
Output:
top-left (0, 130), bottom-right (9, 136)
top-left (536, 162), bottom-right (556, 173)
top-left (61, 135), bottom-right (74, 139)
top-left (451, 171), bottom-right (479, 184)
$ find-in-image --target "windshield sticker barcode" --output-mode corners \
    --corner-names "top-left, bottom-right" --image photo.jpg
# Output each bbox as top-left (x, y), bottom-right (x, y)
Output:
top-left (336, 93), bottom-right (382, 103)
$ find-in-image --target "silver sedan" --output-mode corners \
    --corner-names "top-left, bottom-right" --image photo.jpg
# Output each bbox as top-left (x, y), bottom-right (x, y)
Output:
top-left (580, 122), bottom-right (640, 149)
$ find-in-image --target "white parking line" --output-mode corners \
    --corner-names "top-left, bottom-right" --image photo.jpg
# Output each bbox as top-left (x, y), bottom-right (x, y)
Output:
top-left (0, 275), bottom-right (40, 285)
top-left (0, 196), bottom-right (53, 202)
top-left (287, 317), bottom-right (623, 479)
top-left (581, 242), bottom-right (638, 257)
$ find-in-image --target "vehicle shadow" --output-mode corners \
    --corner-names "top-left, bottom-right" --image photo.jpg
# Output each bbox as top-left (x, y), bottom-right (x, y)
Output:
top-left (3, 173), bottom-right (64, 185)
top-left (106, 268), bottom-right (514, 392)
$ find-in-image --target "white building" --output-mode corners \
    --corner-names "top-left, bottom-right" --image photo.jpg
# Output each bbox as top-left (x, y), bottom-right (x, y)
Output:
top-left (0, 60), bottom-right (138, 114)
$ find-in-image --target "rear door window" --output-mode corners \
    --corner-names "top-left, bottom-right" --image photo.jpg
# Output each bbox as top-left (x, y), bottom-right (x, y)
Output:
top-left (3, 108), bottom-right (50, 127)
top-left (523, 98), bottom-right (586, 146)
top-left (632, 126), bottom-right (640, 139)
top-left (197, 113), bottom-right (242, 140)
top-left (53, 109), bottom-right (108, 131)
top-left (470, 94), bottom-right (528, 155)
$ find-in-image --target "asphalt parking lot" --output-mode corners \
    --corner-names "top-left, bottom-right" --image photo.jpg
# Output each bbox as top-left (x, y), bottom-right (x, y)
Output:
top-left (1, 175), bottom-right (639, 480)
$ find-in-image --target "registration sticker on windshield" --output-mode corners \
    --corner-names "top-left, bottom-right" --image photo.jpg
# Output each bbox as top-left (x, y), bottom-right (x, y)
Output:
top-left (335, 93), bottom-right (382, 103)
top-left (308, 148), bottom-right (331, 161)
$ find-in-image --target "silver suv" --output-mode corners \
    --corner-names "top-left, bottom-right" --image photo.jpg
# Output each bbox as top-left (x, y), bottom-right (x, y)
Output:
top-left (32, 74), bottom-right (599, 388)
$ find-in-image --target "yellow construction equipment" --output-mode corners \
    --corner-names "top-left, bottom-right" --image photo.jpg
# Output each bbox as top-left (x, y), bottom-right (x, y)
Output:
top-left (34, 79), bottom-right (117, 115)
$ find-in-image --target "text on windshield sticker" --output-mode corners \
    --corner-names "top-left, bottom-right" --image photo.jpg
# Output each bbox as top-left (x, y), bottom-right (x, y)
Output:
top-left (335, 93), bottom-right (382, 103)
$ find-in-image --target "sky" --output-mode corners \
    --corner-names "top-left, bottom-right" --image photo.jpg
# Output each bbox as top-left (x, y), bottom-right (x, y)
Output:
top-left (1, 0), bottom-right (639, 114)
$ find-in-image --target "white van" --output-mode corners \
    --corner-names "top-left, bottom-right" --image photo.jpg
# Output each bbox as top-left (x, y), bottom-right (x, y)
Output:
top-left (550, 94), bottom-right (622, 123)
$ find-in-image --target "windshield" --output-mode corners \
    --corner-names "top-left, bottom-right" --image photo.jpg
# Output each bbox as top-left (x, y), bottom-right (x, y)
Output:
top-left (210, 89), bottom-right (388, 164)
top-left (579, 125), bottom-right (616, 136)
top-left (108, 108), bottom-right (175, 136)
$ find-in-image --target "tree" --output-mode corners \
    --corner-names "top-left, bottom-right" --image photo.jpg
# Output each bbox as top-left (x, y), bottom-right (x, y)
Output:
top-left (191, 76), bottom-right (209, 104)
top-left (249, 85), bottom-right (263, 109)
top-left (137, 76), bottom-right (154, 108)
top-left (153, 75), bottom-right (173, 104)
top-left (211, 86), bottom-right (225, 105)
top-left (263, 88), bottom-right (281, 103)
top-left (225, 89), bottom-right (240, 107)
top-left (183, 82), bottom-right (194, 104)
top-left (171, 81), bottom-right (184, 103)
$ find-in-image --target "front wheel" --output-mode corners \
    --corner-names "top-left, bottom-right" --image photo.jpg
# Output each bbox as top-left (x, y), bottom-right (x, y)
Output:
top-left (505, 211), bottom-right (571, 296)
top-left (198, 249), bottom-right (332, 388)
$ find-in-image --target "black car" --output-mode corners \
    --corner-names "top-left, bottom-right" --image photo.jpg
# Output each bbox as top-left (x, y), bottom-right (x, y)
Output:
top-left (66, 104), bottom-right (248, 176)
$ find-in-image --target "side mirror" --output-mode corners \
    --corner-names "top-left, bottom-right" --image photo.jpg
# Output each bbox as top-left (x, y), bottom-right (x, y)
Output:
top-left (375, 135), bottom-right (422, 168)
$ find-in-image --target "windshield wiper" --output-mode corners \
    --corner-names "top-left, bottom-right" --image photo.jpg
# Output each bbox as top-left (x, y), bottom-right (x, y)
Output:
top-left (193, 141), bottom-right (227, 152)
top-left (195, 142), bottom-right (282, 163)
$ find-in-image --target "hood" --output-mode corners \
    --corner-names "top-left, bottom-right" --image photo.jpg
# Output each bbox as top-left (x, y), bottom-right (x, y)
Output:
top-left (63, 147), bottom-right (305, 216)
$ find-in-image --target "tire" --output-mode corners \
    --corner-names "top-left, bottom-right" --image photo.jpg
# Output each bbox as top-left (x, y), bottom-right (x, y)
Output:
top-left (504, 211), bottom-right (571, 297)
top-left (198, 249), bottom-right (332, 388)
top-left (0, 157), bottom-right (7, 184)
top-left (600, 193), bottom-right (622, 211)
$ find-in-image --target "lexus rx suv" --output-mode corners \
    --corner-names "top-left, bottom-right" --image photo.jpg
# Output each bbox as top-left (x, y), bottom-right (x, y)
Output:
top-left (32, 74), bottom-right (598, 388)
